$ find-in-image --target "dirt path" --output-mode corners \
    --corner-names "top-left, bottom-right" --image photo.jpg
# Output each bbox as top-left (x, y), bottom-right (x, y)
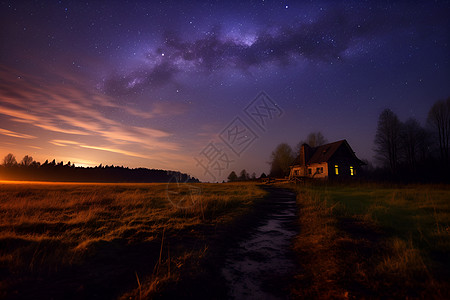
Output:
top-left (221, 188), bottom-right (298, 299)
top-left (158, 187), bottom-right (299, 299)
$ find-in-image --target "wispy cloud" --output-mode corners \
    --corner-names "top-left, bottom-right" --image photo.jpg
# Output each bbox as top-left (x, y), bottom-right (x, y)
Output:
top-left (0, 128), bottom-right (36, 139)
top-left (0, 65), bottom-right (188, 163)
top-left (79, 145), bottom-right (152, 159)
top-left (27, 145), bottom-right (42, 150)
top-left (49, 140), bottom-right (83, 147)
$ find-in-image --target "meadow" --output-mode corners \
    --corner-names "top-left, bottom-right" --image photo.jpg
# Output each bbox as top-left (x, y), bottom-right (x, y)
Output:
top-left (289, 182), bottom-right (450, 299)
top-left (1, 180), bottom-right (449, 299)
top-left (0, 181), bottom-right (266, 299)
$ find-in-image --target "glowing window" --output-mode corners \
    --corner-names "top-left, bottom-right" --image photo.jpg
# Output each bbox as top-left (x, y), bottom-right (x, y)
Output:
top-left (335, 165), bottom-right (339, 175)
top-left (350, 166), bottom-right (354, 176)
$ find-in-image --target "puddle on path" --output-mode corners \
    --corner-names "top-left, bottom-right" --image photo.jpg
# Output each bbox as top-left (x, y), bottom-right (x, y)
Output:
top-left (222, 189), bottom-right (298, 299)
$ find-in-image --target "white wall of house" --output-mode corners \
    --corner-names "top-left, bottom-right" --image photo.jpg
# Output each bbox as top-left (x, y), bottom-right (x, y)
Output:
top-left (290, 163), bottom-right (329, 179)
top-left (307, 163), bottom-right (328, 179)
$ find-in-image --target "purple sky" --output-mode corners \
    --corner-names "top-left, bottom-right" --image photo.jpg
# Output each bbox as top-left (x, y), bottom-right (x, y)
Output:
top-left (1, 1), bottom-right (449, 181)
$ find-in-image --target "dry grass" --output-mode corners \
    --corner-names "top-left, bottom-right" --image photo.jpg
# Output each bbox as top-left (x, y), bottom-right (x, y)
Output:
top-left (0, 181), bottom-right (266, 298)
top-left (288, 182), bottom-right (450, 299)
top-left (289, 188), bottom-right (349, 298)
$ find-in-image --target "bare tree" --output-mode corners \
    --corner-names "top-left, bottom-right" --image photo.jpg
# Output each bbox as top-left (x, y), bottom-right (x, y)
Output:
top-left (2, 153), bottom-right (17, 167)
top-left (295, 131), bottom-right (328, 153)
top-left (374, 109), bottom-right (401, 174)
top-left (306, 132), bottom-right (327, 147)
top-left (21, 155), bottom-right (34, 167)
top-left (399, 118), bottom-right (426, 171)
top-left (269, 143), bottom-right (295, 177)
top-left (427, 98), bottom-right (450, 165)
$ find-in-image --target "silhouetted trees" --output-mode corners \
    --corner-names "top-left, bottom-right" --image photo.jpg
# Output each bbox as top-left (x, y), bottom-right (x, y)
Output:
top-left (239, 169), bottom-right (249, 181)
top-left (399, 118), bottom-right (428, 172)
top-left (374, 109), bottom-right (401, 174)
top-left (2, 153), bottom-right (17, 167)
top-left (0, 154), bottom-right (199, 183)
top-left (227, 170), bottom-right (261, 182)
top-left (20, 155), bottom-right (34, 166)
top-left (227, 171), bottom-right (238, 182)
top-left (295, 131), bottom-right (328, 153)
top-left (269, 143), bottom-right (295, 178)
top-left (427, 97), bottom-right (450, 166)
top-left (370, 99), bottom-right (450, 182)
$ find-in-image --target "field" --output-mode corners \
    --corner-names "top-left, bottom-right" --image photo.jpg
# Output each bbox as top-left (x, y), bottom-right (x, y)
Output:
top-left (1, 180), bottom-right (449, 299)
top-left (0, 181), bottom-right (266, 299)
top-left (289, 182), bottom-right (450, 299)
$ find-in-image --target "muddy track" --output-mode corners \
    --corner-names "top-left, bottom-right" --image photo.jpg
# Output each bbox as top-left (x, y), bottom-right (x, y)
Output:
top-left (157, 187), bottom-right (299, 299)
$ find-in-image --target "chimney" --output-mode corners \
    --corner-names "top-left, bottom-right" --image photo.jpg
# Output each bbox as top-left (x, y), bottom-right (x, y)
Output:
top-left (300, 143), bottom-right (312, 166)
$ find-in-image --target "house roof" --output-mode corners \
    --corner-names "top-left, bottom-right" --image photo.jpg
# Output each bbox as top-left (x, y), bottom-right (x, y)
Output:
top-left (292, 139), bottom-right (364, 166)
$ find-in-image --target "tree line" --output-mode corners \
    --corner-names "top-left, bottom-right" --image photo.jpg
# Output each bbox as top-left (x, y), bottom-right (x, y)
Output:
top-left (225, 132), bottom-right (328, 182)
top-left (0, 154), bottom-right (199, 183)
top-left (264, 97), bottom-right (449, 183)
top-left (263, 96), bottom-right (450, 183)
top-left (227, 169), bottom-right (263, 182)
top-left (373, 97), bottom-right (450, 182)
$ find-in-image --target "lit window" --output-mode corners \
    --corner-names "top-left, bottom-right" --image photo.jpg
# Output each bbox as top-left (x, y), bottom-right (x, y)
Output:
top-left (350, 166), bottom-right (354, 176)
top-left (335, 165), bottom-right (339, 175)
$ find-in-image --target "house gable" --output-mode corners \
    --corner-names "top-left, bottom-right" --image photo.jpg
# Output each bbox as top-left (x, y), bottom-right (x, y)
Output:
top-left (289, 139), bottom-right (364, 179)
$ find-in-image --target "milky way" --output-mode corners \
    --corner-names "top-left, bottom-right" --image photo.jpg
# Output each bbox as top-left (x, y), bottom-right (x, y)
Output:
top-left (1, 1), bottom-right (449, 180)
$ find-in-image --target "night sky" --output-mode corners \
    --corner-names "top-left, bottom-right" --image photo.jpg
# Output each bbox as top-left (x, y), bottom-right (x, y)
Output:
top-left (1, 1), bottom-right (449, 181)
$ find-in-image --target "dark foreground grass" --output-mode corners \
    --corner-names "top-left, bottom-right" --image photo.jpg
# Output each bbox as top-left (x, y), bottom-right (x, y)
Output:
top-left (288, 182), bottom-right (450, 299)
top-left (0, 181), bottom-right (266, 299)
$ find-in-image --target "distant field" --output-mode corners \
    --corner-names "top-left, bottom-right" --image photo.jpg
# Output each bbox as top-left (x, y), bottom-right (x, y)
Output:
top-left (290, 182), bottom-right (450, 299)
top-left (0, 181), bottom-right (266, 299)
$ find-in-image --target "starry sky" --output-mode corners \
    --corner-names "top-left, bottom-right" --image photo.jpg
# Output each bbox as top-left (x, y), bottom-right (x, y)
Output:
top-left (0, 1), bottom-right (449, 181)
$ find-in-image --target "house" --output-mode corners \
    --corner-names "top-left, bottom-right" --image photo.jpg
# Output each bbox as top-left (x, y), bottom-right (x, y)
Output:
top-left (289, 139), bottom-right (365, 180)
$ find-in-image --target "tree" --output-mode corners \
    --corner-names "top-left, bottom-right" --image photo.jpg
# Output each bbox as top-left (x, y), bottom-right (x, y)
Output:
top-left (306, 131), bottom-right (327, 147)
top-left (2, 153), bottom-right (17, 167)
top-left (374, 109), bottom-right (401, 174)
top-left (399, 118), bottom-right (427, 171)
top-left (21, 155), bottom-right (34, 167)
top-left (239, 169), bottom-right (249, 181)
top-left (295, 131), bottom-right (328, 153)
top-left (269, 143), bottom-right (295, 177)
top-left (250, 172), bottom-right (256, 180)
top-left (227, 171), bottom-right (238, 182)
top-left (427, 98), bottom-right (450, 165)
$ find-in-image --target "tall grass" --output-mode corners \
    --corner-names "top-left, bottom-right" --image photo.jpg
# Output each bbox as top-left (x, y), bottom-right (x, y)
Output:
top-left (0, 181), bottom-right (266, 298)
top-left (289, 182), bottom-right (449, 298)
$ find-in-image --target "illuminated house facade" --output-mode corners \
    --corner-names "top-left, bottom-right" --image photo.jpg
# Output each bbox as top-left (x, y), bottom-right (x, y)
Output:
top-left (289, 140), bottom-right (364, 180)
